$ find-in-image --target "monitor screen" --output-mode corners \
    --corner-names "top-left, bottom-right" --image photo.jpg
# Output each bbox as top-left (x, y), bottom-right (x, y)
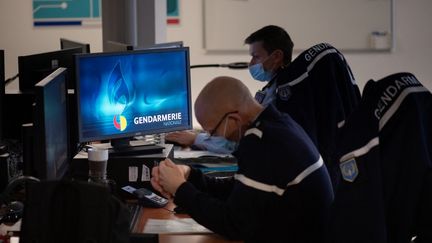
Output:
top-left (33, 67), bottom-right (69, 180)
top-left (60, 38), bottom-right (91, 54)
top-left (75, 47), bottom-right (192, 146)
top-left (18, 47), bottom-right (83, 91)
top-left (104, 40), bottom-right (134, 52)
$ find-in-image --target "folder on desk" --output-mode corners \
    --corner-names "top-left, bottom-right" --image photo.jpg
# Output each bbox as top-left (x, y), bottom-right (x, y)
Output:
top-left (173, 150), bottom-right (238, 174)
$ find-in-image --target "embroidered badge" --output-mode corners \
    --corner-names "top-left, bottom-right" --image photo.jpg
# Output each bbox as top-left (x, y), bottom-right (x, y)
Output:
top-left (340, 158), bottom-right (359, 182)
top-left (254, 90), bottom-right (265, 103)
top-left (277, 86), bottom-right (291, 101)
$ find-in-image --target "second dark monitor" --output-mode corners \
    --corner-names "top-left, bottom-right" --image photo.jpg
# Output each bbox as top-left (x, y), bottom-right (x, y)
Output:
top-left (18, 47), bottom-right (83, 91)
top-left (60, 38), bottom-right (91, 54)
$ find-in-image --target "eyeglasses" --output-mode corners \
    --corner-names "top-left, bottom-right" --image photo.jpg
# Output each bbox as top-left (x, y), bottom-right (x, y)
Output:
top-left (208, 111), bottom-right (238, 137)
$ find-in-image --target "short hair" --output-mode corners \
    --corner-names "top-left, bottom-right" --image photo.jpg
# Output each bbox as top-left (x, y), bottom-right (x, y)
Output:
top-left (244, 25), bottom-right (294, 64)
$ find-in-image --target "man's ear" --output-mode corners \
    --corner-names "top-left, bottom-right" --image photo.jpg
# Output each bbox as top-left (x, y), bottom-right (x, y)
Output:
top-left (228, 112), bottom-right (242, 126)
top-left (273, 49), bottom-right (284, 63)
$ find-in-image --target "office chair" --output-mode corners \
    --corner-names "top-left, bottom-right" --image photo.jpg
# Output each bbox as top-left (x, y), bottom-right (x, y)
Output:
top-left (19, 180), bottom-right (131, 243)
top-left (329, 72), bottom-right (432, 243)
top-left (273, 43), bottom-right (361, 177)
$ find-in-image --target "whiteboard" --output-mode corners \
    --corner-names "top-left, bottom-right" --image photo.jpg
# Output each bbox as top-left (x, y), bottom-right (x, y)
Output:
top-left (203, 0), bottom-right (393, 52)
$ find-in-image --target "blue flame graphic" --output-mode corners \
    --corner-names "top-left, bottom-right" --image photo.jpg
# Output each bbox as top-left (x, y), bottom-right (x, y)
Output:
top-left (108, 62), bottom-right (135, 113)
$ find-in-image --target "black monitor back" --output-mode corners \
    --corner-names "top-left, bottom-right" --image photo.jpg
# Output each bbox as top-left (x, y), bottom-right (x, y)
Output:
top-left (60, 38), bottom-right (91, 54)
top-left (18, 47), bottom-right (82, 91)
top-left (104, 40), bottom-right (134, 52)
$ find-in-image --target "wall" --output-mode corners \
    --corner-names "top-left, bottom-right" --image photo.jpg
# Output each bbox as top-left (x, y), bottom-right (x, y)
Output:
top-left (203, 0), bottom-right (392, 51)
top-left (0, 1), bottom-right (103, 79)
top-left (167, 0), bottom-right (432, 92)
top-left (1, 0), bottom-right (431, 127)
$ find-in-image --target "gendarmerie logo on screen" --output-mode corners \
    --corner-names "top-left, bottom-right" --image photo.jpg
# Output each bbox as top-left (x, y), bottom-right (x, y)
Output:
top-left (113, 115), bottom-right (128, 131)
top-left (134, 112), bottom-right (182, 126)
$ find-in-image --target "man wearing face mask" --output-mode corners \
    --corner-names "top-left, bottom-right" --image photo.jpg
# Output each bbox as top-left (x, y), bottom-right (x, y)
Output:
top-left (246, 25), bottom-right (294, 105)
top-left (247, 29), bottom-right (361, 185)
top-left (165, 25), bottom-right (294, 154)
top-left (152, 76), bottom-right (334, 242)
top-left (167, 25), bottom-right (361, 177)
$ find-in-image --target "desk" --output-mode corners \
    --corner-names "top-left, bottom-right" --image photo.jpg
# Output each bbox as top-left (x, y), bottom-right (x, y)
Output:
top-left (132, 201), bottom-right (242, 243)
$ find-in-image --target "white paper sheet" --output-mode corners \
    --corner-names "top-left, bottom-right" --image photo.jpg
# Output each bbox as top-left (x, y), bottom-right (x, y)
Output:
top-left (143, 218), bottom-right (212, 234)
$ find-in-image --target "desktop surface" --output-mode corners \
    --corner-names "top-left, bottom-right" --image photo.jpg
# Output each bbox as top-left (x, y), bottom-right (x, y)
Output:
top-left (132, 200), bottom-right (242, 243)
top-left (1, 200), bottom-right (242, 243)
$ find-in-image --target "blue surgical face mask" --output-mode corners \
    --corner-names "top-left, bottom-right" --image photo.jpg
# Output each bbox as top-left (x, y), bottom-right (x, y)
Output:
top-left (205, 116), bottom-right (240, 154)
top-left (204, 135), bottom-right (237, 154)
top-left (249, 62), bottom-right (273, 82)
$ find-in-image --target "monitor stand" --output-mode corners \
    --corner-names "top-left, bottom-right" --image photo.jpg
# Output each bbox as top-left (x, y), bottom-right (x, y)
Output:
top-left (109, 138), bottom-right (164, 156)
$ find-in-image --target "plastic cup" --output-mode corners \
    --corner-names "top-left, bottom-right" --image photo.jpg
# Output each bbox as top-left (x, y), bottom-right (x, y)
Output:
top-left (87, 148), bottom-right (109, 183)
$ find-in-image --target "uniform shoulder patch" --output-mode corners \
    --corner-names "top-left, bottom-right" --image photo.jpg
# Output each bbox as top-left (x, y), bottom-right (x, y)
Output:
top-left (340, 158), bottom-right (359, 182)
top-left (244, 128), bottom-right (263, 139)
top-left (254, 90), bottom-right (265, 103)
top-left (277, 86), bottom-right (291, 101)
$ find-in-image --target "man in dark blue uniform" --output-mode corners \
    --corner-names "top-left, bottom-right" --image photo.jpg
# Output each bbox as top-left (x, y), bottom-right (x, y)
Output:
top-left (152, 76), bottom-right (334, 242)
top-left (248, 40), bottom-right (361, 171)
top-left (166, 26), bottom-right (361, 176)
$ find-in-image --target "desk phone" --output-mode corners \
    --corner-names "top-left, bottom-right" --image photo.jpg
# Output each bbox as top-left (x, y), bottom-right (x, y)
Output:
top-left (122, 186), bottom-right (168, 208)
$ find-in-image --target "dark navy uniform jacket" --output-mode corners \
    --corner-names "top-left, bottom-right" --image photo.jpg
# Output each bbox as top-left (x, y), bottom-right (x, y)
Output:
top-left (255, 43), bottom-right (361, 174)
top-left (193, 43), bottom-right (361, 161)
top-left (329, 73), bottom-right (432, 243)
top-left (174, 104), bottom-right (334, 242)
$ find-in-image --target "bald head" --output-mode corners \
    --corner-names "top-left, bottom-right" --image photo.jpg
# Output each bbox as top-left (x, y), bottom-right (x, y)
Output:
top-left (195, 76), bottom-right (262, 129)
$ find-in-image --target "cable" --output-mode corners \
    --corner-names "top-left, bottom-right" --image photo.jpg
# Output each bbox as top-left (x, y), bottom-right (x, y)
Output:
top-left (4, 73), bottom-right (19, 85)
top-left (190, 64), bottom-right (221, 69)
top-left (225, 62), bottom-right (249, 69)
top-left (190, 62), bottom-right (248, 69)
top-left (162, 207), bottom-right (175, 213)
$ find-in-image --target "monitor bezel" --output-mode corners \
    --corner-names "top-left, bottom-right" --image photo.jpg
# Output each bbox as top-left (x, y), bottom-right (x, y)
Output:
top-left (74, 46), bottom-right (193, 143)
top-left (33, 67), bottom-right (70, 180)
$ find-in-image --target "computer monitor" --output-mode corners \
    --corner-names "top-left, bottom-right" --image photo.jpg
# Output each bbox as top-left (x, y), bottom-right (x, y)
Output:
top-left (32, 67), bottom-right (69, 180)
top-left (18, 47), bottom-right (83, 91)
top-left (104, 40), bottom-right (134, 52)
top-left (0, 50), bottom-right (4, 141)
top-left (145, 41), bottom-right (184, 49)
top-left (75, 47), bottom-right (192, 154)
top-left (60, 38), bottom-right (91, 54)
top-left (0, 50), bottom-right (4, 83)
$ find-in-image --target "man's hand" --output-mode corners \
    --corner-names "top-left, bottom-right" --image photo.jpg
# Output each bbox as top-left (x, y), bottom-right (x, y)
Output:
top-left (157, 159), bottom-right (191, 196)
top-left (165, 131), bottom-right (198, 147)
top-left (151, 165), bottom-right (172, 199)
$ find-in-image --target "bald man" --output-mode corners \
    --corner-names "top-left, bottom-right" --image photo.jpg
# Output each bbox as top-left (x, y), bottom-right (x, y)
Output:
top-left (151, 76), bottom-right (334, 242)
